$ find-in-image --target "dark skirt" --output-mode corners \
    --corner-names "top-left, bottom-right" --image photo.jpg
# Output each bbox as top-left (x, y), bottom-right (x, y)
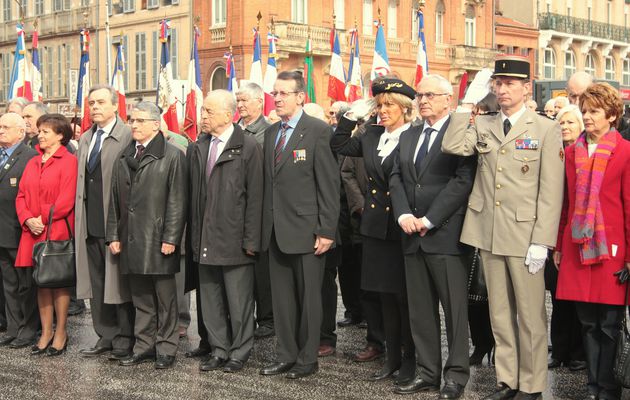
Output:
top-left (361, 236), bottom-right (405, 294)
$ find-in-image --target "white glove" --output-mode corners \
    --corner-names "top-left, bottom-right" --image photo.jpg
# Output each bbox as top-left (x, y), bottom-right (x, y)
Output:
top-left (462, 68), bottom-right (493, 105)
top-left (345, 99), bottom-right (375, 121)
top-left (525, 244), bottom-right (548, 274)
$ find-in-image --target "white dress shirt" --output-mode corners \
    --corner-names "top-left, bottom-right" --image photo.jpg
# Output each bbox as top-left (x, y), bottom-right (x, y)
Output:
top-left (377, 122), bottom-right (411, 162)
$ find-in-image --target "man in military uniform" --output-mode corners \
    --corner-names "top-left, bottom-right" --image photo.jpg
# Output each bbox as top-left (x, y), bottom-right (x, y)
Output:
top-left (442, 55), bottom-right (565, 400)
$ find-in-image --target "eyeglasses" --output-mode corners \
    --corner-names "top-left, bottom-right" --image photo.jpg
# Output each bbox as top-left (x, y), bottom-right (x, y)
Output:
top-left (270, 91), bottom-right (298, 99)
top-left (415, 92), bottom-right (449, 100)
top-left (129, 118), bottom-right (156, 124)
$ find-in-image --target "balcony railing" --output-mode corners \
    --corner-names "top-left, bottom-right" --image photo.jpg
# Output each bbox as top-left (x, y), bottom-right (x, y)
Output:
top-left (0, 8), bottom-right (95, 44)
top-left (538, 12), bottom-right (630, 42)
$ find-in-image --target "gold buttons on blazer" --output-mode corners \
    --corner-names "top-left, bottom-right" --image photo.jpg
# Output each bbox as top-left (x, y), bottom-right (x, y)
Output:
top-left (386, 191), bottom-right (390, 196)
top-left (372, 189), bottom-right (377, 194)
top-left (500, 149), bottom-right (506, 154)
top-left (498, 167), bottom-right (503, 172)
top-left (496, 184), bottom-right (502, 189)
top-left (368, 177), bottom-right (373, 181)
top-left (495, 201), bottom-right (501, 206)
top-left (385, 207), bottom-right (390, 212)
top-left (370, 204), bottom-right (375, 209)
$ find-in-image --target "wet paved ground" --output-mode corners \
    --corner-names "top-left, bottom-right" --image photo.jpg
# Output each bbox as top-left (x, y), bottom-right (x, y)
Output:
top-left (0, 293), bottom-right (625, 400)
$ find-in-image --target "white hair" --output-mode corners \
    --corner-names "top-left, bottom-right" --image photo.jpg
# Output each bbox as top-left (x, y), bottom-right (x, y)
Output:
top-left (420, 74), bottom-right (453, 95)
top-left (556, 104), bottom-right (584, 132)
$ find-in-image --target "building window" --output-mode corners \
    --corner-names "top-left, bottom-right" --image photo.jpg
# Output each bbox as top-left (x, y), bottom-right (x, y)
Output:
top-left (362, 0), bottom-right (372, 35)
top-left (169, 28), bottom-right (178, 79)
top-left (122, 36), bottom-right (129, 91)
top-left (564, 51), bottom-right (576, 79)
top-left (435, 0), bottom-right (445, 44)
top-left (3, 0), bottom-right (11, 21)
top-left (81, 0), bottom-right (90, 6)
top-left (464, 5), bottom-right (475, 47)
top-left (387, 0), bottom-right (397, 38)
top-left (543, 47), bottom-right (556, 79)
top-left (135, 33), bottom-right (147, 90)
top-left (585, 53), bottom-right (596, 76)
top-left (57, 45), bottom-right (63, 97)
top-left (147, 0), bottom-right (158, 8)
top-left (291, 0), bottom-right (307, 24)
top-left (212, 0), bottom-right (226, 26)
top-left (123, 0), bottom-right (135, 13)
top-left (45, 47), bottom-right (53, 97)
top-left (334, 0), bottom-right (344, 29)
top-left (623, 59), bottom-right (630, 86)
top-left (34, 0), bottom-right (43, 15)
top-left (605, 56), bottom-right (615, 80)
top-left (65, 45), bottom-right (72, 96)
top-left (152, 31), bottom-right (158, 89)
top-left (211, 66), bottom-right (227, 90)
top-left (1, 53), bottom-right (10, 100)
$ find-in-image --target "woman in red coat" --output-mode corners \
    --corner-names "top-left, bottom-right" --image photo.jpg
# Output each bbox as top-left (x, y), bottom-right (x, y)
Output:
top-left (15, 114), bottom-right (77, 357)
top-left (556, 83), bottom-right (630, 400)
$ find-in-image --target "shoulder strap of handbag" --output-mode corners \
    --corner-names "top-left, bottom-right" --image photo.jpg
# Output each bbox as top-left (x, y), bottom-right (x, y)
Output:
top-left (45, 205), bottom-right (74, 242)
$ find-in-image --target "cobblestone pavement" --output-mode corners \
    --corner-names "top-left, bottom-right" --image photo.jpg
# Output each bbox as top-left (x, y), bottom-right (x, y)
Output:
top-left (0, 293), bottom-right (625, 400)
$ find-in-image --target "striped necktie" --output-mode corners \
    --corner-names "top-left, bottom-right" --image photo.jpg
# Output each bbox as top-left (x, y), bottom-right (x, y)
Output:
top-left (274, 122), bottom-right (290, 166)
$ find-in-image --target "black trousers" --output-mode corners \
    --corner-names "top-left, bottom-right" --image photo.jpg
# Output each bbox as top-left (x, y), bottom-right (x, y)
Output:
top-left (381, 292), bottom-right (415, 380)
top-left (338, 242), bottom-right (362, 320)
top-left (575, 302), bottom-right (624, 400)
top-left (254, 251), bottom-right (273, 328)
top-left (269, 232), bottom-right (324, 366)
top-left (320, 247), bottom-right (340, 347)
top-left (194, 288), bottom-right (211, 350)
top-left (362, 289), bottom-right (385, 349)
top-left (0, 266), bottom-right (6, 329)
top-left (468, 302), bottom-right (494, 352)
top-left (86, 237), bottom-right (135, 352)
top-left (550, 295), bottom-right (585, 362)
top-left (0, 248), bottom-right (38, 340)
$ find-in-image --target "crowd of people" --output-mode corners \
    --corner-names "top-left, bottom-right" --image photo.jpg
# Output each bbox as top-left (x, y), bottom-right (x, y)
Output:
top-left (0, 54), bottom-right (629, 400)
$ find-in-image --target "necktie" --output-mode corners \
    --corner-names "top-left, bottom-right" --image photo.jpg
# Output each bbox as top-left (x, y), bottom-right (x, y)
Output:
top-left (415, 128), bottom-right (435, 175)
top-left (135, 144), bottom-right (145, 161)
top-left (274, 123), bottom-right (290, 166)
top-left (503, 119), bottom-right (512, 136)
top-left (206, 137), bottom-right (219, 180)
top-left (87, 129), bottom-right (104, 171)
top-left (0, 149), bottom-right (7, 168)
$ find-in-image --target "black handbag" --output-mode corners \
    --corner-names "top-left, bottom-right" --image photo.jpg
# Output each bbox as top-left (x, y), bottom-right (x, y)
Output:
top-left (467, 248), bottom-right (488, 303)
top-left (32, 206), bottom-right (76, 288)
top-left (613, 283), bottom-right (630, 388)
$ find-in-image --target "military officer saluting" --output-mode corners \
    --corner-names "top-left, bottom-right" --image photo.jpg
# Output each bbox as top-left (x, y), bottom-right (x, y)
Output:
top-left (442, 55), bottom-right (565, 400)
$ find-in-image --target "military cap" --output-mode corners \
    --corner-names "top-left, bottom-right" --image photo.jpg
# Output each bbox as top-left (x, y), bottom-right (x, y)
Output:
top-left (371, 78), bottom-right (416, 100)
top-left (492, 55), bottom-right (530, 79)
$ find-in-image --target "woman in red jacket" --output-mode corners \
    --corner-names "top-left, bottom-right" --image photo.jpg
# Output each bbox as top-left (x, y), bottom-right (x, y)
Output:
top-left (15, 114), bottom-right (77, 357)
top-left (556, 83), bottom-right (630, 400)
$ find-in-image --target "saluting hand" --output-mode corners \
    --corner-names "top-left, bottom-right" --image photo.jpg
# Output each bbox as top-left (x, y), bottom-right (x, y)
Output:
top-left (314, 236), bottom-right (333, 256)
top-left (109, 241), bottom-right (121, 255)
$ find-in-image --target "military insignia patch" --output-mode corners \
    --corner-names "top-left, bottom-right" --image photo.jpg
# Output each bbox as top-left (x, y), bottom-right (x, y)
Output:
top-left (521, 164), bottom-right (530, 174)
top-left (293, 149), bottom-right (306, 162)
top-left (515, 139), bottom-right (539, 150)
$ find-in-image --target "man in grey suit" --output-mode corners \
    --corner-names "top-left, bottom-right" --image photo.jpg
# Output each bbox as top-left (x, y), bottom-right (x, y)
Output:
top-left (235, 82), bottom-right (274, 338)
top-left (188, 90), bottom-right (263, 373)
top-left (0, 113), bottom-right (38, 348)
top-left (259, 71), bottom-right (340, 379)
top-left (389, 75), bottom-right (476, 398)
top-left (75, 84), bottom-right (135, 360)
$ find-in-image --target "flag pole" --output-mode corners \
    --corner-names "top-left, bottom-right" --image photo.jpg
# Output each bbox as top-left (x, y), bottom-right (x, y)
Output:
top-left (105, 0), bottom-right (111, 81)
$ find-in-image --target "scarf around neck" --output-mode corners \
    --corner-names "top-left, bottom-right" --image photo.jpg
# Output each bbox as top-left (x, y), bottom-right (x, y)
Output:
top-left (570, 129), bottom-right (617, 265)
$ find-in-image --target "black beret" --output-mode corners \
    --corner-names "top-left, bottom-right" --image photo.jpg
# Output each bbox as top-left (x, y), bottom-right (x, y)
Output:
top-left (371, 78), bottom-right (416, 100)
top-left (492, 55), bottom-right (530, 79)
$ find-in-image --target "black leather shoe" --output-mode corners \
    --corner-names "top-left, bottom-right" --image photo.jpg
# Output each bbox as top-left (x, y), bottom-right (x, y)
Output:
top-left (513, 391), bottom-right (542, 400)
top-left (0, 335), bottom-right (16, 346)
top-left (200, 356), bottom-right (226, 371)
top-left (108, 349), bottom-right (132, 361)
top-left (80, 346), bottom-right (112, 357)
top-left (46, 338), bottom-right (68, 357)
top-left (483, 384), bottom-right (519, 400)
top-left (9, 337), bottom-right (35, 349)
top-left (155, 355), bottom-right (176, 369)
top-left (548, 358), bottom-right (562, 369)
top-left (440, 381), bottom-right (465, 399)
top-left (185, 346), bottom-right (212, 358)
top-left (119, 352), bottom-right (156, 366)
top-left (260, 362), bottom-right (295, 376)
top-left (31, 337), bottom-right (53, 356)
top-left (368, 366), bottom-right (398, 381)
top-left (67, 299), bottom-right (86, 316)
top-left (337, 317), bottom-right (361, 327)
top-left (254, 325), bottom-right (275, 338)
top-left (223, 359), bottom-right (244, 373)
top-left (285, 363), bottom-right (318, 379)
top-left (569, 360), bottom-right (587, 371)
top-left (394, 377), bottom-right (440, 395)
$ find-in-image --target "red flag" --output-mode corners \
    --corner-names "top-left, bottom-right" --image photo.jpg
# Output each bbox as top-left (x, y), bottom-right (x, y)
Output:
top-left (458, 72), bottom-right (469, 102)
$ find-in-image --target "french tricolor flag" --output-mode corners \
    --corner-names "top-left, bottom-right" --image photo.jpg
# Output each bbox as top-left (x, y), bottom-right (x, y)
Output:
top-left (183, 26), bottom-right (202, 142)
top-left (370, 22), bottom-right (390, 81)
top-left (327, 28), bottom-right (346, 102)
top-left (249, 28), bottom-right (263, 88)
top-left (31, 29), bottom-right (42, 102)
top-left (111, 44), bottom-right (127, 121)
top-left (345, 29), bottom-right (363, 102)
top-left (414, 9), bottom-right (429, 87)
top-left (157, 19), bottom-right (179, 133)
top-left (262, 33), bottom-right (278, 116)
top-left (8, 23), bottom-right (32, 101)
top-left (76, 28), bottom-right (92, 133)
